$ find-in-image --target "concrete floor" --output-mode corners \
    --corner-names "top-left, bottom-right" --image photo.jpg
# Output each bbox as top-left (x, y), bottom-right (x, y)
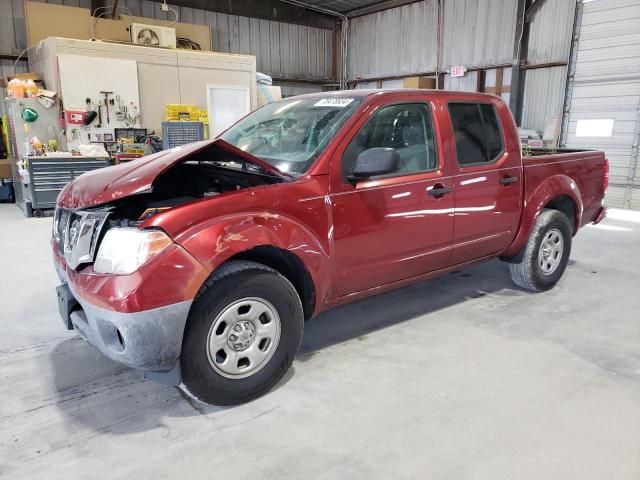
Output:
top-left (1, 204), bottom-right (640, 479)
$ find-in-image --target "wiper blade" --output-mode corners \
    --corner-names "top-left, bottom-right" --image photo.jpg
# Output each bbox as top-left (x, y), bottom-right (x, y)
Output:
top-left (214, 139), bottom-right (295, 180)
top-left (210, 160), bottom-right (284, 179)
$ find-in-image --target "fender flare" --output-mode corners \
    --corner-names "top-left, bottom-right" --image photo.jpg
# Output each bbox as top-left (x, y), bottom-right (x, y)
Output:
top-left (503, 174), bottom-right (583, 259)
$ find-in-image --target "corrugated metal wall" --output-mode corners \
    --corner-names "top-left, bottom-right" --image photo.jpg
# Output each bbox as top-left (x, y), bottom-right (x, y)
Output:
top-left (348, 0), bottom-right (517, 82)
top-left (444, 71), bottom-right (478, 91)
top-left (347, 0), bottom-right (577, 134)
top-left (527, 0), bottom-right (575, 64)
top-left (520, 0), bottom-right (575, 133)
top-left (0, 0), bottom-right (334, 82)
top-left (276, 81), bottom-right (323, 98)
top-left (440, 0), bottom-right (517, 69)
top-left (521, 65), bottom-right (568, 133)
top-left (347, 0), bottom-right (438, 81)
top-left (563, 0), bottom-right (640, 209)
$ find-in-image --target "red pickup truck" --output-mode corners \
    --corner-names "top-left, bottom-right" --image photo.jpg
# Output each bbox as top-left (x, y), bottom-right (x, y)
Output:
top-left (53, 90), bottom-right (607, 405)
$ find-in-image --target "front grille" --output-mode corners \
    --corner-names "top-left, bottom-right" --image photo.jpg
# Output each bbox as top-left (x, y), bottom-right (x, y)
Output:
top-left (53, 207), bottom-right (110, 269)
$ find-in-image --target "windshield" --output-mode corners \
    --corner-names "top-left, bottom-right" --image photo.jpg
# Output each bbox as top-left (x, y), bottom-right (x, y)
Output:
top-left (220, 96), bottom-right (363, 174)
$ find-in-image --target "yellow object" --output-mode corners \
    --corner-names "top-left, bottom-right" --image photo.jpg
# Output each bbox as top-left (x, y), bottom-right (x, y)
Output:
top-left (165, 104), bottom-right (208, 123)
top-left (25, 79), bottom-right (38, 98)
top-left (8, 78), bottom-right (26, 98)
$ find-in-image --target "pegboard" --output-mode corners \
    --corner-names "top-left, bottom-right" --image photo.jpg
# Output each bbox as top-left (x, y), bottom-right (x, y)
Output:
top-left (57, 54), bottom-right (141, 146)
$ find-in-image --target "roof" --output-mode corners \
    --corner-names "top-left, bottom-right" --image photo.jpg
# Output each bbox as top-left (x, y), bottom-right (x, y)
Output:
top-left (288, 89), bottom-right (501, 101)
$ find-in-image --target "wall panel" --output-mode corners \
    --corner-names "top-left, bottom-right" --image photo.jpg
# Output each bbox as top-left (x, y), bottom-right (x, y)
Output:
top-left (348, 0), bottom-right (438, 81)
top-left (521, 66), bottom-right (568, 133)
top-left (440, 0), bottom-right (517, 69)
top-left (0, 0), bottom-right (333, 82)
top-left (527, 0), bottom-right (575, 65)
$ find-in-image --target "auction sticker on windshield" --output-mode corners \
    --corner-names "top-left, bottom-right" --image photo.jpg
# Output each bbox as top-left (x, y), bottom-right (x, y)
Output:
top-left (313, 98), bottom-right (355, 107)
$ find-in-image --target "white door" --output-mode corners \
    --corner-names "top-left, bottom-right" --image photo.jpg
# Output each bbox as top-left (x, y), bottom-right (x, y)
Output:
top-left (207, 85), bottom-right (250, 137)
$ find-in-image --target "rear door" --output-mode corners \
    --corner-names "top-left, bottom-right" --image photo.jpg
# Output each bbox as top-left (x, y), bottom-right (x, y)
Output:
top-left (446, 100), bottom-right (523, 264)
top-left (329, 96), bottom-right (455, 297)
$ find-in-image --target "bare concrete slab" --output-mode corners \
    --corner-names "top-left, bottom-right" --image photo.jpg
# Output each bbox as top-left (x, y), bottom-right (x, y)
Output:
top-left (1, 204), bottom-right (639, 479)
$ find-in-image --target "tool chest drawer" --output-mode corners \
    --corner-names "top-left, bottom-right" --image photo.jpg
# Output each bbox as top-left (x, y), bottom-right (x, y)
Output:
top-left (25, 157), bottom-right (110, 213)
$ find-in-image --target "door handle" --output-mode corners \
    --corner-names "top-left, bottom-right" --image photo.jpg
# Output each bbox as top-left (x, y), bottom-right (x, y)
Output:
top-left (499, 175), bottom-right (518, 185)
top-left (427, 184), bottom-right (452, 197)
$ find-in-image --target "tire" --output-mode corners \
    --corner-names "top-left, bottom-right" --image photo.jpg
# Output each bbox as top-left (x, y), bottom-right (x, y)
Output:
top-left (180, 260), bottom-right (303, 406)
top-left (508, 209), bottom-right (572, 292)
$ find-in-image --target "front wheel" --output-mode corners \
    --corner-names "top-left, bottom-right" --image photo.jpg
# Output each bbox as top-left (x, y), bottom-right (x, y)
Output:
top-left (180, 260), bottom-right (304, 406)
top-left (508, 209), bottom-right (572, 292)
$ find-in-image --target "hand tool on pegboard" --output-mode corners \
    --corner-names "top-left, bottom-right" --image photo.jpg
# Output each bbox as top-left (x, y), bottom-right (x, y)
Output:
top-left (100, 91), bottom-right (113, 125)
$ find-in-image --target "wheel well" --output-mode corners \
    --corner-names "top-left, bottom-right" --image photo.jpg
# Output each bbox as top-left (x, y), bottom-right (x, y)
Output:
top-left (501, 194), bottom-right (578, 264)
top-left (227, 246), bottom-right (316, 321)
top-left (544, 195), bottom-right (577, 233)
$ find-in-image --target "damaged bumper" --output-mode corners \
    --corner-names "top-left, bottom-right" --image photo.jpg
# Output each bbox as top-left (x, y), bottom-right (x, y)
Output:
top-left (53, 242), bottom-right (210, 384)
top-left (56, 280), bottom-right (190, 373)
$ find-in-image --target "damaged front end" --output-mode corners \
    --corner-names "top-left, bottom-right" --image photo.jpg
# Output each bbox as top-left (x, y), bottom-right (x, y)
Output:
top-left (52, 140), bottom-right (289, 380)
top-left (55, 140), bottom-right (286, 272)
top-left (107, 153), bottom-right (285, 224)
top-left (56, 139), bottom-right (290, 215)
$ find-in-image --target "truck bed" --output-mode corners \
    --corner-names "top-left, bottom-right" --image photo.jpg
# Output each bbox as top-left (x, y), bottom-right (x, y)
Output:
top-left (523, 149), bottom-right (606, 229)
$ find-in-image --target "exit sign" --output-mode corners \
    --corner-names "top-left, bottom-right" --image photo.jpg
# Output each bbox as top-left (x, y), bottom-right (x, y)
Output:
top-left (450, 65), bottom-right (465, 77)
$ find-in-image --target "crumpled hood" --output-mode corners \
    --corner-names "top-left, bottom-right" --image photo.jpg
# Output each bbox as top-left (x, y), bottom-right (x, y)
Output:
top-left (57, 139), bottom-right (289, 209)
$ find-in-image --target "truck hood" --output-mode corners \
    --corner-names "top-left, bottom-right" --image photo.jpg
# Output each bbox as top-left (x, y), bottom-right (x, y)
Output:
top-left (57, 139), bottom-right (291, 209)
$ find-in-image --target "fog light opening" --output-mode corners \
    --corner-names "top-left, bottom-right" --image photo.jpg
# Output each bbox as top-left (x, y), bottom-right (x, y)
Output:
top-left (116, 329), bottom-right (125, 349)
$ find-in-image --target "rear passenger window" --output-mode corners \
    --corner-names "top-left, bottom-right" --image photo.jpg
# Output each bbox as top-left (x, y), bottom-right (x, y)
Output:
top-left (448, 103), bottom-right (503, 166)
top-left (480, 104), bottom-right (502, 160)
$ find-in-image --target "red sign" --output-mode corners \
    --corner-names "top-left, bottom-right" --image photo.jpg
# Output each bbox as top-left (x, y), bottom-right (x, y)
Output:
top-left (65, 110), bottom-right (85, 125)
top-left (450, 65), bottom-right (465, 77)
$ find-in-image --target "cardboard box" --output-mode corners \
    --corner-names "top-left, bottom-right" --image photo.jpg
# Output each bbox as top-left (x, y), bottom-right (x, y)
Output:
top-left (257, 86), bottom-right (282, 107)
top-left (0, 159), bottom-right (13, 179)
top-left (403, 76), bottom-right (436, 89)
top-left (24, 1), bottom-right (212, 51)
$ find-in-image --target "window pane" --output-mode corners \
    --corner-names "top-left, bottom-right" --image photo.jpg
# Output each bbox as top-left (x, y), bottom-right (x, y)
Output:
top-left (221, 97), bottom-right (363, 174)
top-left (480, 104), bottom-right (503, 160)
top-left (449, 103), bottom-right (487, 165)
top-left (342, 103), bottom-right (436, 179)
top-left (575, 119), bottom-right (614, 137)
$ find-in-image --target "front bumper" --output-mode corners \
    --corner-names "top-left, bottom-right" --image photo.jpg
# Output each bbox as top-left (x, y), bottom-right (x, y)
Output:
top-left (52, 239), bottom-right (209, 378)
top-left (57, 281), bottom-right (191, 372)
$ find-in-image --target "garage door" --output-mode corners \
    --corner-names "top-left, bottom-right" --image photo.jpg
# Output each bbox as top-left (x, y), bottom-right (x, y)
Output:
top-left (562, 0), bottom-right (640, 209)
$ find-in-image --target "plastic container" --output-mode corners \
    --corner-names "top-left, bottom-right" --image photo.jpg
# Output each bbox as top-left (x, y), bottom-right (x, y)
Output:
top-left (7, 78), bottom-right (26, 98)
top-left (0, 179), bottom-right (15, 203)
top-left (25, 79), bottom-right (38, 98)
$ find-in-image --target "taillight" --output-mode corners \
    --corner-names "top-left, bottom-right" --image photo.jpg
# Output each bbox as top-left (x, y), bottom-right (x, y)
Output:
top-left (603, 158), bottom-right (609, 192)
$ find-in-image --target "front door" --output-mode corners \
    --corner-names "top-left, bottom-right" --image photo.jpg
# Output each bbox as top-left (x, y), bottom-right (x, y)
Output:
top-left (330, 100), bottom-right (455, 297)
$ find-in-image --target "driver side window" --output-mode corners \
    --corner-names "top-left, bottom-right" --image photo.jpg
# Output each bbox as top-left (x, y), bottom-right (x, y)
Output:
top-left (341, 103), bottom-right (437, 181)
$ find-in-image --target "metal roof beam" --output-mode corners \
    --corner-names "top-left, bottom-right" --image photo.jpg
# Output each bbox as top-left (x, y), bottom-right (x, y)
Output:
top-left (144, 0), bottom-right (339, 29)
top-left (345, 0), bottom-right (424, 18)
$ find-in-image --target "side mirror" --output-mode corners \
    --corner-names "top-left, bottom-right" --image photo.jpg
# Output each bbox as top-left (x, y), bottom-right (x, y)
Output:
top-left (347, 147), bottom-right (400, 182)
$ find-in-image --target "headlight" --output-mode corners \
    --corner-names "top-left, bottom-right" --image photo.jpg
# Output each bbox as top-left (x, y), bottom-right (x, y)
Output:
top-left (52, 207), bottom-right (61, 241)
top-left (94, 228), bottom-right (173, 275)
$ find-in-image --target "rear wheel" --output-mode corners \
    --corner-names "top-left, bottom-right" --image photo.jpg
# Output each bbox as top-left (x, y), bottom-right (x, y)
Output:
top-left (180, 260), bottom-right (303, 406)
top-left (508, 209), bottom-right (572, 292)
